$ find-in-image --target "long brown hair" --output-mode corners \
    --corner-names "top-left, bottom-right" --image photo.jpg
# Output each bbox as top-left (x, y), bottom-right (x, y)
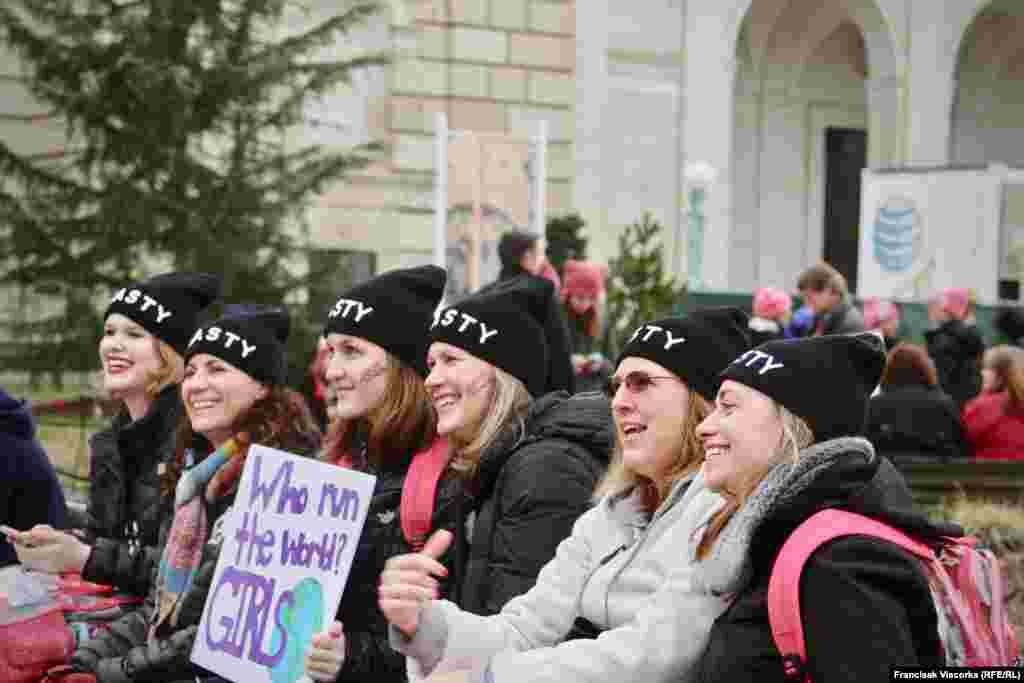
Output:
top-left (695, 405), bottom-right (814, 560)
top-left (594, 389), bottom-right (711, 514)
top-left (162, 385), bottom-right (321, 495)
top-left (879, 342), bottom-right (938, 389)
top-left (321, 354), bottom-right (436, 469)
top-left (983, 345), bottom-right (1024, 415)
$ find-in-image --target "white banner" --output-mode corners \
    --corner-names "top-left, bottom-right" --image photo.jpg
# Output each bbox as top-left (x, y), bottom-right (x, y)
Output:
top-left (191, 445), bottom-right (376, 683)
top-left (858, 168), bottom-right (1002, 303)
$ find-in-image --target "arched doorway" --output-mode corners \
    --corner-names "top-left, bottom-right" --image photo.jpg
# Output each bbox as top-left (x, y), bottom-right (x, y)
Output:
top-left (952, 1), bottom-right (1024, 296)
top-left (730, 0), bottom-right (899, 293)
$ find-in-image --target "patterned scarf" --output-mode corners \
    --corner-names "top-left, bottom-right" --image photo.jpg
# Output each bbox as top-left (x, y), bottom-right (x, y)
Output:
top-left (151, 435), bottom-right (248, 635)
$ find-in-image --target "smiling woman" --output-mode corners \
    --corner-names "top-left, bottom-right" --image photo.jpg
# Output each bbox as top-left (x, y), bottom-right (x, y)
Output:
top-left (65, 305), bottom-right (322, 683)
top-left (381, 308), bottom-right (753, 683)
top-left (300, 265), bottom-right (466, 683)
top-left (14, 272), bottom-right (221, 605)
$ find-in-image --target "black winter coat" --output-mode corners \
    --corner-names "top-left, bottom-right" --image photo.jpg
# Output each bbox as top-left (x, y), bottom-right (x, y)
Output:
top-left (72, 427), bottom-right (321, 683)
top-left (458, 391), bottom-right (614, 616)
top-left (925, 319), bottom-right (984, 409)
top-left (80, 385), bottom-right (181, 595)
top-left (865, 385), bottom-right (969, 463)
top-left (0, 387), bottom-right (67, 566)
top-left (331, 444), bottom-right (466, 682)
top-left (692, 437), bottom-right (956, 683)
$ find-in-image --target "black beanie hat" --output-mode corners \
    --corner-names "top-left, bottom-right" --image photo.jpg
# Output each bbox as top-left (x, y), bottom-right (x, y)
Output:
top-left (104, 272), bottom-right (222, 355)
top-left (429, 275), bottom-right (550, 396)
top-left (323, 265), bottom-right (446, 376)
top-left (616, 307), bottom-right (752, 402)
top-left (719, 333), bottom-right (886, 442)
top-left (185, 305), bottom-right (291, 386)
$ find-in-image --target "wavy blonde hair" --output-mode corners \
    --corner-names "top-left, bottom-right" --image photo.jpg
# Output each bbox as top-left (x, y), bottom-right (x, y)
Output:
top-left (696, 404), bottom-right (814, 560)
top-left (449, 366), bottom-right (531, 479)
top-left (595, 389), bottom-right (711, 513)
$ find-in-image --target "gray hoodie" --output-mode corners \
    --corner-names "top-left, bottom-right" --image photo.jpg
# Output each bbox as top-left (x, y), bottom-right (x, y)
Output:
top-left (391, 472), bottom-right (728, 683)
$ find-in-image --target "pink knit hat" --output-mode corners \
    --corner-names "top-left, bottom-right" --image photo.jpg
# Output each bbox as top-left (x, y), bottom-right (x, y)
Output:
top-left (862, 297), bottom-right (900, 330)
top-left (752, 287), bottom-right (792, 321)
top-left (561, 260), bottom-right (608, 300)
top-left (939, 288), bottom-right (970, 320)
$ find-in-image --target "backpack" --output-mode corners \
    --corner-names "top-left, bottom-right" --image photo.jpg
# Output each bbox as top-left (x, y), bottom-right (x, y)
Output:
top-left (767, 508), bottom-right (1020, 682)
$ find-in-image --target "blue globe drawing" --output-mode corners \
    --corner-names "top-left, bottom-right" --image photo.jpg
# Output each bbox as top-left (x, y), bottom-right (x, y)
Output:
top-left (270, 577), bottom-right (324, 683)
top-left (873, 197), bottom-right (920, 273)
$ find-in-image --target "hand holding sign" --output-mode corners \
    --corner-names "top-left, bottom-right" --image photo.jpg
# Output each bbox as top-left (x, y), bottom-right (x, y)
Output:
top-left (305, 621), bottom-right (345, 682)
top-left (378, 529), bottom-right (452, 638)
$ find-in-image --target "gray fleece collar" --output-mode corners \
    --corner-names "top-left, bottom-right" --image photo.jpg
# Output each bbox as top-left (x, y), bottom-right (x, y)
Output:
top-left (690, 436), bottom-right (875, 595)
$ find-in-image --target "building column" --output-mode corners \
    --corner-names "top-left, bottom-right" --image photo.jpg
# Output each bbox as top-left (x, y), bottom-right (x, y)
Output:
top-left (866, 72), bottom-right (908, 169)
top-left (680, 2), bottom-right (738, 291)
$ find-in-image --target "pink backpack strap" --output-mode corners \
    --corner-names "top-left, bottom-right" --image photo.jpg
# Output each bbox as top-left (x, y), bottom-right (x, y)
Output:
top-left (767, 508), bottom-right (935, 682)
top-left (400, 437), bottom-right (451, 550)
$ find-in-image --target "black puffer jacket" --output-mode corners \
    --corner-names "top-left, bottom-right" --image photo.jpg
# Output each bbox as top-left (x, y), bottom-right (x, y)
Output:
top-left (81, 385), bottom-right (181, 595)
top-left (331, 443), bottom-right (466, 682)
top-left (865, 385), bottom-right (969, 463)
top-left (458, 391), bottom-right (614, 616)
top-left (693, 437), bottom-right (957, 683)
top-left (925, 319), bottom-right (984, 408)
top-left (72, 427), bottom-right (321, 683)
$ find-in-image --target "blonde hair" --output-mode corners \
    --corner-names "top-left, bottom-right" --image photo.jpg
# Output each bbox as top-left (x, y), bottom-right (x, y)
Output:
top-left (595, 389), bottom-right (711, 512)
top-left (145, 340), bottom-right (185, 398)
top-left (696, 404), bottom-right (814, 560)
top-left (449, 366), bottom-right (531, 478)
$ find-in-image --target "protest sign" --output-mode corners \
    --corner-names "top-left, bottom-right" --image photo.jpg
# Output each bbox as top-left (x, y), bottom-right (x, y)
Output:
top-left (191, 445), bottom-right (376, 683)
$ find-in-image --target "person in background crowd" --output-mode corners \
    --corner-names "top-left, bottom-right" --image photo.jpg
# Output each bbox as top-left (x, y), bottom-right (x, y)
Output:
top-left (926, 287), bottom-right (984, 409)
top-left (487, 230), bottom-right (575, 394)
top-left (304, 335), bottom-right (331, 431)
top-left (784, 304), bottom-right (815, 339)
top-left (63, 306), bottom-right (321, 682)
top-left (865, 343), bottom-right (967, 463)
top-left (539, 260), bottom-right (562, 295)
top-left (795, 262), bottom-right (865, 336)
top-left (748, 287), bottom-right (791, 346)
top-left (417, 276), bottom-right (613, 617)
top-left (302, 265), bottom-right (464, 683)
top-left (12, 272), bottom-right (221, 601)
top-left (995, 306), bottom-right (1024, 347)
top-left (0, 385), bottom-right (67, 566)
top-left (561, 259), bottom-right (610, 393)
top-left (962, 345), bottom-right (1024, 461)
top-left (380, 309), bottom-right (751, 683)
top-left (497, 229), bottom-right (547, 279)
top-left (691, 334), bottom-right (955, 682)
top-left (862, 297), bottom-right (902, 351)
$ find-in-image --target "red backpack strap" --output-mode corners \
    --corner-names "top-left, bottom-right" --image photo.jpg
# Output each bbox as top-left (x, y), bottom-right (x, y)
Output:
top-left (766, 508), bottom-right (935, 682)
top-left (400, 437), bottom-right (451, 550)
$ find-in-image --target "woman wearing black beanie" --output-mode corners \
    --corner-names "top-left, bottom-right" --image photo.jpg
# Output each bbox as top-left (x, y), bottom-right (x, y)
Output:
top-left (690, 333), bottom-right (960, 682)
top-left (300, 265), bottom-right (466, 683)
top-left (14, 272), bottom-right (221, 605)
top-left (63, 306), bottom-right (322, 682)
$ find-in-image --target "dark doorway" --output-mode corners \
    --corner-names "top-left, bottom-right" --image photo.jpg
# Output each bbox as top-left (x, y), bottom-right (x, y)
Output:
top-left (823, 127), bottom-right (867, 293)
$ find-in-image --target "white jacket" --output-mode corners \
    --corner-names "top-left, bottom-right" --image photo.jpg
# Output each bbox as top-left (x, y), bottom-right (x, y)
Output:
top-left (391, 472), bottom-right (728, 683)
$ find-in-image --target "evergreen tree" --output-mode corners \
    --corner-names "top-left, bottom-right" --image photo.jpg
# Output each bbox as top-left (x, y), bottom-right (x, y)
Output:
top-left (545, 212), bottom-right (587, 276)
top-left (0, 0), bottom-right (384, 381)
top-left (602, 213), bottom-right (686, 357)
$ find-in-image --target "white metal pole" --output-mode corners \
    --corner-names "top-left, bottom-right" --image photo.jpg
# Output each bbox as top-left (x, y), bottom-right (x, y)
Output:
top-left (533, 120), bottom-right (547, 238)
top-left (433, 112), bottom-right (448, 268)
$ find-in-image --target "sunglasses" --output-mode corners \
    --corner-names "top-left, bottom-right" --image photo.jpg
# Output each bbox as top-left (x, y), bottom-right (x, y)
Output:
top-left (604, 371), bottom-right (679, 398)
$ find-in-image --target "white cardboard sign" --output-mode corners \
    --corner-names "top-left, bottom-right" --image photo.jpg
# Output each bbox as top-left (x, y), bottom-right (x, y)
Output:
top-left (191, 445), bottom-right (376, 683)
